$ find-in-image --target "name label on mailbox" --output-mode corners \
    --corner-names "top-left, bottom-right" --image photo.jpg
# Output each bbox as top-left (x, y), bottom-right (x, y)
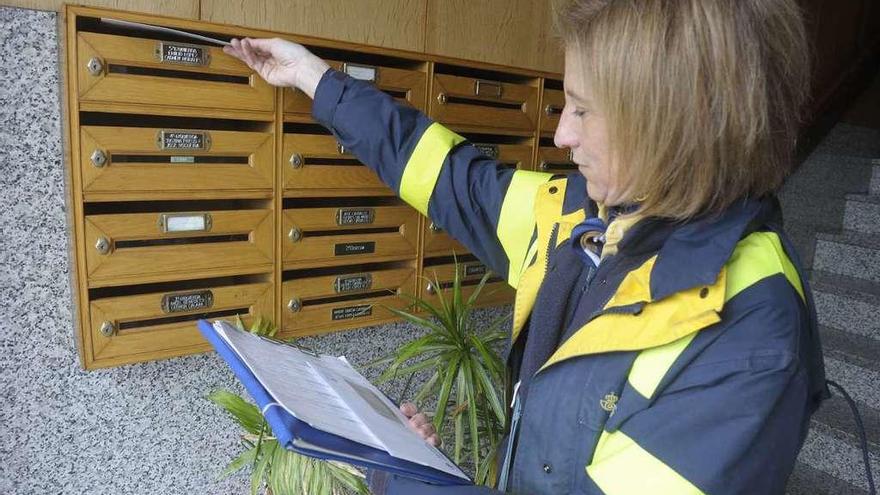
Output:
top-left (464, 263), bottom-right (488, 278)
top-left (343, 63), bottom-right (377, 82)
top-left (332, 304), bottom-right (373, 321)
top-left (161, 290), bottom-right (214, 314)
top-left (336, 208), bottom-right (375, 226)
top-left (157, 130), bottom-right (210, 151)
top-left (335, 241), bottom-right (375, 256)
top-left (334, 274), bottom-right (373, 293)
top-left (159, 213), bottom-right (211, 233)
top-left (156, 42), bottom-right (210, 66)
top-left (474, 144), bottom-right (499, 159)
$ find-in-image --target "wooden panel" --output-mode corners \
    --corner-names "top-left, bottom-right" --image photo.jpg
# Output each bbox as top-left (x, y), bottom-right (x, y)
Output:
top-left (284, 60), bottom-right (426, 117)
top-left (76, 31), bottom-right (275, 113)
top-left (84, 208), bottom-right (274, 286)
top-left (1, 0), bottom-right (197, 17)
top-left (282, 133), bottom-right (391, 194)
top-left (80, 126), bottom-right (274, 196)
top-left (281, 266), bottom-right (415, 335)
top-left (429, 73), bottom-right (539, 132)
top-left (421, 260), bottom-right (513, 307)
top-left (537, 146), bottom-right (576, 175)
top-left (800, 0), bottom-right (865, 110)
top-left (88, 281), bottom-right (273, 367)
top-left (282, 205), bottom-right (419, 268)
top-left (539, 87), bottom-right (564, 135)
top-left (426, 0), bottom-right (563, 73)
top-left (199, 0), bottom-right (426, 52)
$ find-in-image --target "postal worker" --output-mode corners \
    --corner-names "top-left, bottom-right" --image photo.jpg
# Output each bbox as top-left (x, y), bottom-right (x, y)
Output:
top-left (225, 0), bottom-right (828, 493)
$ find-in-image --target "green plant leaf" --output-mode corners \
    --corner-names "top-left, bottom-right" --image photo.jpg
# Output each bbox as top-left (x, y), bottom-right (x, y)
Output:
top-left (461, 359), bottom-right (481, 470)
top-left (433, 354), bottom-right (461, 431)
top-left (207, 390), bottom-right (264, 435)
top-left (249, 440), bottom-right (272, 495)
top-left (218, 446), bottom-right (258, 480)
top-left (471, 355), bottom-right (505, 424)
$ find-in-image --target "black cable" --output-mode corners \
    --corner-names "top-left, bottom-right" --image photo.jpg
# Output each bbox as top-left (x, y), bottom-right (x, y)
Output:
top-left (826, 379), bottom-right (876, 495)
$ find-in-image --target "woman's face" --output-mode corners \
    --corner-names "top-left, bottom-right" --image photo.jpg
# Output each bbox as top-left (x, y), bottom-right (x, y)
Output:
top-left (554, 48), bottom-right (624, 206)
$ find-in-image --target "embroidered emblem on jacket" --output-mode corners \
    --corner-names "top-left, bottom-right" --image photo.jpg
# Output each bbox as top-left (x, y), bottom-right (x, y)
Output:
top-left (600, 392), bottom-right (619, 414)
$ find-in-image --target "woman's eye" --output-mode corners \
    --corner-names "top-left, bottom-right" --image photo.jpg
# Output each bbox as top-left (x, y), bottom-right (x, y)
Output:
top-left (573, 109), bottom-right (587, 117)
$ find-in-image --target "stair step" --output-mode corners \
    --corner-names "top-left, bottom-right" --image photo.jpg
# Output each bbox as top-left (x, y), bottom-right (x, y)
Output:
top-left (797, 422), bottom-right (880, 492)
top-left (781, 153), bottom-right (873, 230)
top-left (811, 123), bottom-right (880, 159)
top-left (871, 162), bottom-right (880, 196)
top-left (813, 231), bottom-right (880, 283)
top-left (787, 461), bottom-right (869, 495)
top-left (813, 392), bottom-right (880, 459)
top-left (784, 220), bottom-right (820, 270)
top-left (811, 272), bottom-right (880, 341)
top-left (781, 193), bottom-right (848, 232)
top-left (844, 194), bottom-right (880, 234)
top-left (824, 357), bottom-right (880, 411)
top-left (820, 326), bottom-right (880, 374)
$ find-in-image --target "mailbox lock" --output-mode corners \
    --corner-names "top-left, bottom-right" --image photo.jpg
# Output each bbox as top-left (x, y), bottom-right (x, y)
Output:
top-left (539, 161), bottom-right (549, 171)
top-left (90, 149), bottom-right (107, 168)
top-left (425, 282), bottom-right (436, 295)
top-left (86, 57), bottom-right (104, 76)
top-left (288, 227), bottom-right (303, 242)
top-left (436, 93), bottom-right (448, 105)
top-left (287, 298), bottom-right (302, 313)
top-left (429, 222), bottom-right (442, 232)
top-left (95, 237), bottom-right (111, 255)
top-left (289, 153), bottom-right (303, 169)
top-left (99, 321), bottom-right (116, 337)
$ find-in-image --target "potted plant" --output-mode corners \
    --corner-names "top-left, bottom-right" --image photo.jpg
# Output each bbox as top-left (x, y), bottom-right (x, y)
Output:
top-left (208, 316), bottom-right (370, 495)
top-left (371, 261), bottom-right (510, 486)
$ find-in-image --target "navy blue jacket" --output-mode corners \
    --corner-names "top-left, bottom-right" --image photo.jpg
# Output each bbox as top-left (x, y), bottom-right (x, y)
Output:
top-left (312, 69), bottom-right (828, 495)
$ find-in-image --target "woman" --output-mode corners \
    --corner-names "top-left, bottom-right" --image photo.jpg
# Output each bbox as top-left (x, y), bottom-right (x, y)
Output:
top-left (225, 0), bottom-right (827, 493)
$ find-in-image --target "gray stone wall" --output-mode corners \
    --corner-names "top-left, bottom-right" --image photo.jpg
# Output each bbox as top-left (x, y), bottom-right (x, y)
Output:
top-left (0, 7), bottom-right (507, 494)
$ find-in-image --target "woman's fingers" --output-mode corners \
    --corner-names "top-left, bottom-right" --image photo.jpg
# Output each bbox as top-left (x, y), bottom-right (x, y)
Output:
top-left (410, 412), bottom-right (429, 427)
top-left (399, 402), bottom-right (440, 447)
top-left (426, 434), bottom-right (441, 447)
top-left (399, 402), bottom-right (418, 418)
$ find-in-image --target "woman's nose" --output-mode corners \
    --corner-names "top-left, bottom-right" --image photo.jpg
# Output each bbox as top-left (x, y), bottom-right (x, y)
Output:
top-left (554, 112), bottom-right (578, 150)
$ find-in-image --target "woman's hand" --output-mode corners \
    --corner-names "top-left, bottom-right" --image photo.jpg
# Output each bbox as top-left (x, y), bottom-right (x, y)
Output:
top-left (223, 37), bottom-right (330, 99)
top-left (400, 402), bottom-right (441, 448)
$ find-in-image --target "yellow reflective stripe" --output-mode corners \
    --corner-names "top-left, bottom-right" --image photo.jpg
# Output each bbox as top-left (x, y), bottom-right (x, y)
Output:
top-left (588, 430), bottom-right (705, 495)
top-left (628, 332), bottom-right (698, 399)
top-left (519, 237), bottom-right (539, 278)
top-left (726, 231), bottom-right (804, 302)
top-left (512, 180), bottom-right (566, 340)
top-left (627, 231), bottom-right (805, 399)
top-left (497, 171), bottom-right (553, 286)
top-left (399, 123), bottom-right (466, 216)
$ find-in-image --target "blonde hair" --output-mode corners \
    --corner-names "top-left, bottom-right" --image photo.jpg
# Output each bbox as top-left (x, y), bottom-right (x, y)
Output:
top-left (553, 0), bottom-right (810, 220)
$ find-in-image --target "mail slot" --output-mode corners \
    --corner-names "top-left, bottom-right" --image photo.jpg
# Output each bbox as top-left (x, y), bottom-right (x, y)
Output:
top-left (84, 207), bottom-right (274, 287)
top-left (282, 204), bottom-right (418, 268)
top-left (87, 280), bottom-right (274, 368)
top-left (421, 260), bottom-right (513, 308)
top-left (284, 60), bottom-right (426, 117)
top-left (537, 145), bottom-right (577, 175)
top-left (430, 72), bottom-right (539, 132)
top-left (281, 266), bottom-right (415, 335)
top-left (79, 126), bottom-right (274, 197)
top-left (283, 132), bottom-right (393, 196)
top-left (76, 31), bottom-right (274, 112)
top-left (540, 83), bottom-right (564, 134)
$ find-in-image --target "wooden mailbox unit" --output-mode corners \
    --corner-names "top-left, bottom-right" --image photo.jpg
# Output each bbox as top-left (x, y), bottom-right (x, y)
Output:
top-left (63, 6), bottom-right (565, 369)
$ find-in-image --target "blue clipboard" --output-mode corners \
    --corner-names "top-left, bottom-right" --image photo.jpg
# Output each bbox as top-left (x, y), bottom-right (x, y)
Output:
top-left (197, 319), bottom-right (472, 486)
